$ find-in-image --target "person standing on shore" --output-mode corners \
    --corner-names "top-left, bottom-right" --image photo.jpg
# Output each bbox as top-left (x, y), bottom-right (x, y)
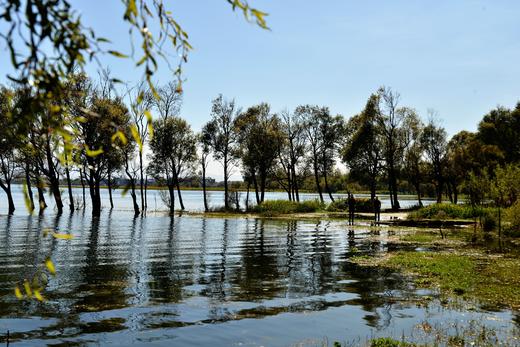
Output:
top-left (374, 196), bottom-right (381, 223)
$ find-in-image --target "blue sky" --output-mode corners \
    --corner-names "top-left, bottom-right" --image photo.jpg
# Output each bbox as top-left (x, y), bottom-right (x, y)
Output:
top-left (1, 0), bottom-right (519, 178)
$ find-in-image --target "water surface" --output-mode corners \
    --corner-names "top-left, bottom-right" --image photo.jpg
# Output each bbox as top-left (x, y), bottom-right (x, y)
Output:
top-left (0, 211), bottom-right (518, 346)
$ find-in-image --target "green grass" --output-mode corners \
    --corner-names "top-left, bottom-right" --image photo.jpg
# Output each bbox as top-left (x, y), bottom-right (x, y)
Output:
top-left (407, 203), bottom-right (495, 220)
top-left (383, 251), bottom-right (520, 308)
top-left (251, 199), bottom-right (325, 216)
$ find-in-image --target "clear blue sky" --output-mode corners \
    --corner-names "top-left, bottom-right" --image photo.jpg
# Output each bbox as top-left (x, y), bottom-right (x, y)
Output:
top-left (1, 0), bottom-right (519, 178)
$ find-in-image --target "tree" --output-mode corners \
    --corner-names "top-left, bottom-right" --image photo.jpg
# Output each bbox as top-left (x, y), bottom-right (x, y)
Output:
top-left (199, 130), bottom-right (212, 212)
top-left (277, 110), bottom-right (306, 201)
top-left (477, 103), bottom-right (520, 164)
top-left (0, 87), bottom-right (19, 214)
top-left (127, 83), bottom-right (155, 212)
top-left (377, 87), bottom-right (418, 210)
top-left (342, 94), bottom-right (384, 200)
top-left (420, 116), bottom-right (448, 203)
top-left (150, 116), bottom-right (197, 211)
top-left (234, 103), bottom-right (284, 204)
top-left (318, 113), bottom-right (343, 202)
top-left (78, 94), bottom-right (130, 216)
top-left (403, 117), bottom-right (425, 206)
top-left (1, 0), bottom-right (267, 143)
top-left (295, 105), bottom-right (333, 203)
top-left (204, 95), bottom-right (239, 210)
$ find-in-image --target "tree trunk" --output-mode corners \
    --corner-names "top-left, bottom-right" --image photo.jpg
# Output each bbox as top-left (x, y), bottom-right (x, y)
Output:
top-left (323, 169), bottom-right (335, 202)
top-left (202, 161), bottom-right (209, 212)
top-left (107, 172), bottom-right (114, 209)
top-left (259, 171), bottom-right (267, 203)
top-left (144, 175), bottom-right (148, 210)
top-left (414, 181), bottom-right (423, 207)
top-left (292, 165), bottom-right (300, 202)
top-left (245, 181), bottom-right (250, 211)
top-left (223, 156), bottom-right (229, 210)
top-left (453, 184), bottom-right (458, 205)
top-left (139, 151), bottom-right (145, 211)
top-left (79, 168), bottom-right (86, 208)
top-left (0, 182), bottom-right (15, 215)
top-left (25, 162), bottom-right (35, 211)
top-left (174, 175), bottom-right (185, 210)
top-left (370, 177), bottom-right (377, 201)
top-left (36, 175), bottom-right (47, 211)
top-left (89, 172), bottom-right (102, 217)
top-left (387, 159), bottom-right (400, 210)
top-left (64, 150), bottom-right (74, 211)
top-left (252, 172), bottom-right (260, 205)
top-left (45, 139), bottom-right (63, 214)
top-left (168, 181), bottom-right (175, 215)
top-left (313, 159), bottom-right (324, 203)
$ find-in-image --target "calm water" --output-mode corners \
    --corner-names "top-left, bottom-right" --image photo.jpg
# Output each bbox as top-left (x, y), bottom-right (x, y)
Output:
top-left (0, 189), bottom-right (517, 346)
top-left (0, 184), bottom-right (434, 215)
top-left (0, 210), bottom-right (518, 346)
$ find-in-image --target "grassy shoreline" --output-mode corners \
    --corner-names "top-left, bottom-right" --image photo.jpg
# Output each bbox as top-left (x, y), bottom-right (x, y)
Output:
top-left (351, 228), bottom-right (520, 310)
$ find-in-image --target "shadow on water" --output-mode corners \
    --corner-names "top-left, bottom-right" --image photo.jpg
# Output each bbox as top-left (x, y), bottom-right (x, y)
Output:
top-left (0, 212), bottom-right (518, 346)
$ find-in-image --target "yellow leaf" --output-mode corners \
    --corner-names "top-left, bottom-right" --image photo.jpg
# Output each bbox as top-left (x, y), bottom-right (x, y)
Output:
top-left (24, 279), bottom-right (32, 297)
top-left (23, 182), bottom-right (34, 213)
top-left (145, 110), bottom-right (154, 139)
top-left (85, 146), bottom-right (104, 157)
top-left (111, 130), bottom-right (128, 145)
top-left (45, 258), bottom-right (56, 275)
top-left (14, 286), bottom-right (23, 299)
top-left (33, 290), bottom-right (44, 302)
top-left (52, 233), bottom-right (74, 240)
top-left (131, 124), bottom-right (143, 153)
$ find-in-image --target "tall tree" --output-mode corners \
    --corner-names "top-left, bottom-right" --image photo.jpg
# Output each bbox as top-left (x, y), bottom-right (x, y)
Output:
top-left (377, 87), bottom-right (418, 210)
top-left (0, 87), bottom-right (18, 214)
top-left (234, 103), bottom-right (284, 203)
top-left (295, 105), bottom-right (331, 202)
top-left (199, 129), bottom-right (212, 212)
top-left (403, 117), bottom-right (425, 206)
top-left (420, 116), bottom-right (448, 203)
top-left (150, 116), bottom-right (197, 211)
top-left (128, 83), bottom-right (155, 212)
top-left (203, 95), bottom-right (239, 210)
top-left (342, 94), bottom-right (384, 200)
top-left (278, 110), bottom-right (306, 201)
top-left (78, 94), bottom-right (130, 216)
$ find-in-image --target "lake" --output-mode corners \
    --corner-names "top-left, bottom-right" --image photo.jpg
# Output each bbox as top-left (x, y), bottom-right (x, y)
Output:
top-left (0, 189), bottom-right (517, 346)
top-left (0, 185), bottom-right (433, 215)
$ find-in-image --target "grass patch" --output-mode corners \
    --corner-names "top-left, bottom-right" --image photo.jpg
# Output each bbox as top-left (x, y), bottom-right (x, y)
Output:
top-left (407, 203), bottom-right (495, 220)
top-left (381, 251), bottom-right (520, 308)
top-left (251, 199), bottom-right (325, 216)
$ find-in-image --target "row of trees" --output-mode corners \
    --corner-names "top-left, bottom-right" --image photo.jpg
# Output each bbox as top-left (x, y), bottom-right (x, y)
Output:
top-left (1, 76), bottom-right (519, 216)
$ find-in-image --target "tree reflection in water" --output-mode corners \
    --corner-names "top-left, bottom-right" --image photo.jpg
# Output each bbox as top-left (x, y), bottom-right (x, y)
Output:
top-left (0, 213), bottom-right (516, 345)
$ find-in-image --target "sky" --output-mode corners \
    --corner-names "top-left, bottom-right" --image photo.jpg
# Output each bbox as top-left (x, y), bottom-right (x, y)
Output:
top-left (1, 0), bottom-right (519, 179)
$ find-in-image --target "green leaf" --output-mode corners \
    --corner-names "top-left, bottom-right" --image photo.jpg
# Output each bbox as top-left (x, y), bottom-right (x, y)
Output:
top-left (108, 50), bottom-right (129, 58)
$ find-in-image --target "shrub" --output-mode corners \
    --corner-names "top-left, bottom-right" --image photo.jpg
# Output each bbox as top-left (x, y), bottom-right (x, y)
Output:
top-left (505, 201), bottom-right (520, 237)
top-left (327, 198), bottom-right (349, 212)
top-left (481, 212), bottom-right (496, 232)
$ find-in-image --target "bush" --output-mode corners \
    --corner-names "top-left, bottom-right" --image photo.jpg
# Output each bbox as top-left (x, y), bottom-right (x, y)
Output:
top-left (505, 201), bottom-right (520, 237)
top-left (407, 203), bottom-right (493, 220)
top-left (481, 212), bottom-right (496, 232)
top-left (327, 198), bottom-right (349, 212)
top-left (252, 199), bottom-right (324, 215)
